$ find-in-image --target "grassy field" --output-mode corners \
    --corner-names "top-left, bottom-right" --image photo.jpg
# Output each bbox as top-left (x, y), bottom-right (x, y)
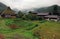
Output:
top-left (32, 21), bottom-right (60, 39)
top-left (0, 18), bottom-right (60, 39)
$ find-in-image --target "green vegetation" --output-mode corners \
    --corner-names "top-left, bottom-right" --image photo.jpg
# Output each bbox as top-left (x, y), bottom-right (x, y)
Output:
top-left (0, 18), bottom-right (39, 39)
top-left (0, 18), bottom-right (60, 39)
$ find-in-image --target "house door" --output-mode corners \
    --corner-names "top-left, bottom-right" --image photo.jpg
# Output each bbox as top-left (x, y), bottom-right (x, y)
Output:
top-left (1, 14), bottom-right (5, 17)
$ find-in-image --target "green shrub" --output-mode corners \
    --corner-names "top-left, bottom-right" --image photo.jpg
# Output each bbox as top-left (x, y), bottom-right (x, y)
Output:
top-left (5, 19), bottom-right (14, 26)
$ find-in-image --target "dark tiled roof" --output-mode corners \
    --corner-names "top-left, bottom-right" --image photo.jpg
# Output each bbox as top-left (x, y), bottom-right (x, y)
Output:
top-left (45, 15), bottom-right (59, 18)
top-left (37, 13), bottom-right (49, 15)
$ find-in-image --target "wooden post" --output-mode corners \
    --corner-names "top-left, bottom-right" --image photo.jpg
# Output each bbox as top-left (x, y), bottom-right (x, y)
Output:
top-left (52, 34), bottom-right (56, 39)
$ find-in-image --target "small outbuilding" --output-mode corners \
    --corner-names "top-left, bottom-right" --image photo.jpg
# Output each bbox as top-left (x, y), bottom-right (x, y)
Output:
top-left (44, 15), bottom-right (59, 21)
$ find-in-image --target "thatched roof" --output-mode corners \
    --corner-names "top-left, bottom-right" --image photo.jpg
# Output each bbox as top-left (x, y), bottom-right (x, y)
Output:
top-left (1, 7), bottom-right (15, 15)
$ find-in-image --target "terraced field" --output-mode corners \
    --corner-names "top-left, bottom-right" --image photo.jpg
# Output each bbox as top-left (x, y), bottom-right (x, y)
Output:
top-left (0, 18), bottom-right (60, 39)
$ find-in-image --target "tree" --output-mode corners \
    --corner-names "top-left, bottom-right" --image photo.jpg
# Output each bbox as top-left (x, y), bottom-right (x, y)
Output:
top-left (53, 5), bottom-right (59, 15)
top-left (22, 15), bottom-right (28, 20)
top-left (28, 11), bottom-right (32, 14)
top-left (17, 11), bottom-right (24, 18)
top-left (26, 11), bottom-right (39, 20)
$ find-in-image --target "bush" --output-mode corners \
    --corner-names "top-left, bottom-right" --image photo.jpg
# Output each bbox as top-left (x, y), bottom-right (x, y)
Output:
top-left (39, 20), bottom-right (46, 23)
top-left (33, 30), bottom-right (41, 39)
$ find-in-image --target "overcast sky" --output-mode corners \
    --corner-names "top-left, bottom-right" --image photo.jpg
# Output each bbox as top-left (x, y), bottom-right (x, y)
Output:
top-left (0, 0), bottom-right (60, 10)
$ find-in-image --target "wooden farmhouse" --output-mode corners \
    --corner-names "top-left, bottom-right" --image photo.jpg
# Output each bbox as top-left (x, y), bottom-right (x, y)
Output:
top-left (37, 13), bottom-right (49, 19)
top-left (1, 7), bottom-right (16, 18)
top-left (32, 12), bottom-right (60, 21)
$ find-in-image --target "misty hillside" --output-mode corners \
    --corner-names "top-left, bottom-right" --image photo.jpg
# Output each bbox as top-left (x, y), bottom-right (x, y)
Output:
top-left (0, 2), bottom-right (60, 13)
top-left (0, 2), bottom-right (7, 12)
top-left (34, 5), bottom-right (60, 13)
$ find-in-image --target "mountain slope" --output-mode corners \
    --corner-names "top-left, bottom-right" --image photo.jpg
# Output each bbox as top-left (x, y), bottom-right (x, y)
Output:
top-left (34, 5), bottom-right (60, 13)
top-left (0, 2), bottom-right (7, 12)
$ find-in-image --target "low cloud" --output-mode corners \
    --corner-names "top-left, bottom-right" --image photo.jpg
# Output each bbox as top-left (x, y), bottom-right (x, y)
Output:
top-left (0, 0), bottom-right (60, 10)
